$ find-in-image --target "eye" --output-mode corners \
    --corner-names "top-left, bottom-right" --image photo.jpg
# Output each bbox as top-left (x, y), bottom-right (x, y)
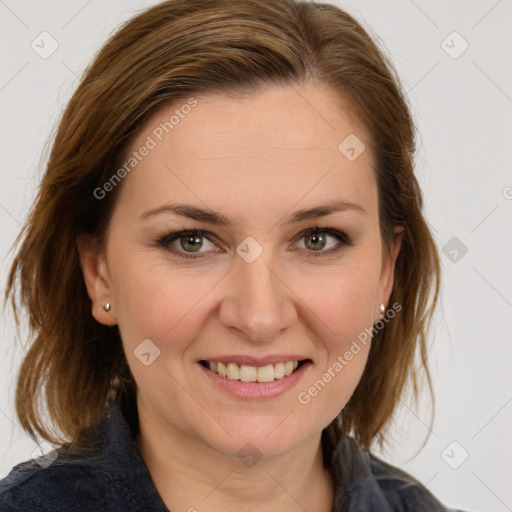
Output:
top-left (157, 229), bottom-right (219, 259)
top-left (157, 226), bottom-right (352, 260)
top-left (293, 227), bottom-right (352, 256)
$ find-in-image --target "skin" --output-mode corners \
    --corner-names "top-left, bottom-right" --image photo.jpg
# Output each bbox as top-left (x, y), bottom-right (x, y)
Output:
top-left (78, 83), bottom-right (403, 512)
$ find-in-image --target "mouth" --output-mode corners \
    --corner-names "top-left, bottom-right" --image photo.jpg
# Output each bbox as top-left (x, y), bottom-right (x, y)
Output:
top-left (199, 359), bottom-right (310, 383)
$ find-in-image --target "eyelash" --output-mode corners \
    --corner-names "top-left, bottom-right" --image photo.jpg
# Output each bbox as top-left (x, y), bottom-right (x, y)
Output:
top-left (156, 226), bottom-right (352, 260)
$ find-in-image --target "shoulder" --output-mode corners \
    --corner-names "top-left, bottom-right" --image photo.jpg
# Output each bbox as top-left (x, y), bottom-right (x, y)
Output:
top-left (368, 452), bottom-right (466, 512)
top-left (0, 402), bottom-right (168, 512)
top-left (328, 434), bottom-right (464, 511)
top-left (0, 452), bottom-right (107, 511)
top-left (368, 452), bottom-right (446, 510)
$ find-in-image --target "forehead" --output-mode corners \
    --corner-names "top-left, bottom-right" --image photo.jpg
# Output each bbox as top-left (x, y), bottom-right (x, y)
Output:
top-left (118, 85), bottom-right (376, 218)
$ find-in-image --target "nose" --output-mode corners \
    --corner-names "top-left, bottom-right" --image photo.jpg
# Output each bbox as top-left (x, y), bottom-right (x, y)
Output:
top-left (219, 250), bottom-right (297, 342)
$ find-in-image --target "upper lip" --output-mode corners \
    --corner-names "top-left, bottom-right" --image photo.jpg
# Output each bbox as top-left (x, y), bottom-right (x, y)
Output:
top-left (199, 355), bottom-right (310, 366)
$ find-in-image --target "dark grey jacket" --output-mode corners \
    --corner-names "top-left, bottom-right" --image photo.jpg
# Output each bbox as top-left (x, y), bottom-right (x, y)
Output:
top-left (0, 402), bottom-right (465, 511)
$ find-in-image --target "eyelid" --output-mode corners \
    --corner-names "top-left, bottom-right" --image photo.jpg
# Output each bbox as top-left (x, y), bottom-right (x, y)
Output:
top-left (157, 228), bottom-right (208, 247)
top-left (291, 226), bottom-right (351, 245)
top-left (157, 226), bottom-right (352, 259)
top-left (289, 226), bottom-right (352, 257)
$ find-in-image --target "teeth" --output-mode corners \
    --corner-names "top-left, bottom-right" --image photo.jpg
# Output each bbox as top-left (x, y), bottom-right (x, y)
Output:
top-left (239, 364), bottom-right (257, 382)
top-left (226, 363), bottom-right (239, 380)
top-left (257, 365), bottom-right (274, 383)
top-left (274, 362), bottom-right (285, 379)
top-left (206, 360), bottom-right (303, 382)
top-left (218, 362), bottom-right (227, 377)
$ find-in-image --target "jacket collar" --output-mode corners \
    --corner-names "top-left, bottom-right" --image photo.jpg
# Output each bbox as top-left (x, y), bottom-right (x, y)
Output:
top-left (92, 401), bottom-right (444, 511)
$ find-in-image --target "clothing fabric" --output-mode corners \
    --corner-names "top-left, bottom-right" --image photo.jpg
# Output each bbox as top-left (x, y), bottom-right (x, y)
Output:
top-left (0, 402), bottom-right (464, 511)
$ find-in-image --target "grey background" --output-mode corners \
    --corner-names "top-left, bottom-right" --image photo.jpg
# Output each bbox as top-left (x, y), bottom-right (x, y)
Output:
top-left (1, 1), bottom-right (511, 510)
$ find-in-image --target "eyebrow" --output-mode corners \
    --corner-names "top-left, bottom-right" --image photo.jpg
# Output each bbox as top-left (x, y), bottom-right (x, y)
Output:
top-left (139, 199), bottom-right (366, 226)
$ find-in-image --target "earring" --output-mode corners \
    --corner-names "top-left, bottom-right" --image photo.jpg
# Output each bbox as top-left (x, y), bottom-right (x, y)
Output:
top-left (379, 303), bottom-right (385, 319)
top-left (103, 303), bottom-right (111, 312)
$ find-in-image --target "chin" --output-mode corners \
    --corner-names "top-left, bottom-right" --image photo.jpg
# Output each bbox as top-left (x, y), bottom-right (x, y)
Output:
top-left (201, 417), bottom-right (312, 462)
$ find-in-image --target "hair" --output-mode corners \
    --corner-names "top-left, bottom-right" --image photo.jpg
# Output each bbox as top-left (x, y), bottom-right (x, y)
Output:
top-left (5, 0), bottom-right (440, 455)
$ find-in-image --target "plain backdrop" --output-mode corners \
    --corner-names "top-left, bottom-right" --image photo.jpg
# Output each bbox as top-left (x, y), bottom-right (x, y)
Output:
top-left (1, 1), bottom-right (511, 511)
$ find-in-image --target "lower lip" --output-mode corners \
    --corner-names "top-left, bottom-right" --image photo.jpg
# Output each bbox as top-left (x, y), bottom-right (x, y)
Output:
top-left (197, 361), bottom-right (311, 399)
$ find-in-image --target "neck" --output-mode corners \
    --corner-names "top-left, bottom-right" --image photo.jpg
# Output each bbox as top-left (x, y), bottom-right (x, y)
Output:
top-left (136, 402), bottom-right (335, 512)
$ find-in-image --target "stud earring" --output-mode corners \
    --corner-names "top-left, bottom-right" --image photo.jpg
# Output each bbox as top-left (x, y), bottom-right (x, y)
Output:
top-left (103, 303), bottom-right (111, 312)
top-left (379, 303), bottom-right (385, 319)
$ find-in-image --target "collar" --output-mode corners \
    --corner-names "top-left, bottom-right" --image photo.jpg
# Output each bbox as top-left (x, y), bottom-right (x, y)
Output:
top-left (99, 401), bottom-right (446, 511)
top-left (1, 400), bottom-right (449, 511)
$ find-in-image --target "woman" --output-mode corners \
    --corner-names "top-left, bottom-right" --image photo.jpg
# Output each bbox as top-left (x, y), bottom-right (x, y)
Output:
top-left (0, 0), bottom-right (463, 510)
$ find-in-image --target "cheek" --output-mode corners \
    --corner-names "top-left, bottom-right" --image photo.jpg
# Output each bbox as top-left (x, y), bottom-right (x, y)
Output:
top-left (290, 259), bottom-right (380, 412)
top-left (110, 251), bottom-right (224, 351)
top-left (291, 257), bottom-right (381, 340)
top-left (111, 245), bottom-right (381, 355)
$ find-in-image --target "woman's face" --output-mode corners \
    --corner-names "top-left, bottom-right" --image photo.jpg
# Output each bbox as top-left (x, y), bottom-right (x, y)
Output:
top-left (80, 84), bottom-right (401, 459)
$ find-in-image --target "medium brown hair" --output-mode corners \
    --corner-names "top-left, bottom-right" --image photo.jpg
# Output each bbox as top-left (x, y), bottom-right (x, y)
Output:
top-left (6, 0), bottom-right (440, 452)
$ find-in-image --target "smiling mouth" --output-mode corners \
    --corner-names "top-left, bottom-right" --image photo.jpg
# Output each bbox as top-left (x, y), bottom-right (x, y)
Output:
top-left (199, 360), bottom-right (310, 383)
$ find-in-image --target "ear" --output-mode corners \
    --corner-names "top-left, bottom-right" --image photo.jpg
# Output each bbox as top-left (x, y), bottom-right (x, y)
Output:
top-left (377, 226), bottom-right (404, 318)
top-left (76, 233), bottom-right (117, 326)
